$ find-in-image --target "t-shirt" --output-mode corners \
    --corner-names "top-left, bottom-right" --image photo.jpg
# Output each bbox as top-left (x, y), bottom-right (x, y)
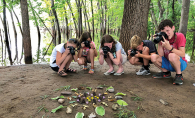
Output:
top-left (82, 41), bottom-right (96, 56)
top-left (143, 40), bottom-right (157, 54)
top-left (163, 33), bottom-right (187, 63)
top-left (50, 43), bottom-right (65, 67)
top-left (99, 41), bottom-right (126, 55)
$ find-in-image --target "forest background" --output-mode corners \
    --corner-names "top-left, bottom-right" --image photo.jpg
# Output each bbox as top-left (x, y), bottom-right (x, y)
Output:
top-left (0, 0), bottom-right (195, 66)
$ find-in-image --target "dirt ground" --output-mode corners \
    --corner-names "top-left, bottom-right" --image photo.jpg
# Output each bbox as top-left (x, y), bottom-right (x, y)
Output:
top-left (0, 61), bottom-right (195, 118)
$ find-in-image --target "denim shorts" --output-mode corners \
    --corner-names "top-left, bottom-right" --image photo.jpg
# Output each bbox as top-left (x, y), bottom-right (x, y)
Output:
top-left (161, 56), bottom-right (187, 72)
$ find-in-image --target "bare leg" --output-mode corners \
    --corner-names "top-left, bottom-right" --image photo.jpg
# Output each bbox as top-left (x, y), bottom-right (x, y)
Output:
top-left (129, 57), bottom-right (142, 65)
top-left (151, 54), bottom-right (168, 72)
top-left (116, 55), bottom-right (124, 73)
top-left (87, 49), bottom-right (95, 69)
top-left (105, 56), bottom-right (114, 72)
top-left (58, 54), bottom-right (73, 73)
top-left (142, 47), bottom-right (150, 66)
top-left (168, 53), bottom-right (181, 74)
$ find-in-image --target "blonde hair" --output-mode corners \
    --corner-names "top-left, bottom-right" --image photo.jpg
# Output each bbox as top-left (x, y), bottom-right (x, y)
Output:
top-left (130, 35), bottom-right (142, 49)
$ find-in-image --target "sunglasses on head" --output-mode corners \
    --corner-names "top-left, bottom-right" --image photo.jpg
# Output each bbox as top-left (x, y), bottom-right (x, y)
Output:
top-left (68, 39), bottom-right (78, 44)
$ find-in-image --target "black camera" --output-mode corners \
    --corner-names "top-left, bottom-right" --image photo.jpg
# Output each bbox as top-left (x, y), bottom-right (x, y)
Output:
top-left (67, 46), bottom-right (75, 55)
top-left (83, 41), bottom-right (91, 48)
top-left (130, 49), bottom-right (137, 57)
top-left (153, 32), bottom-right (168, 44)
top-left (102, 46), bottom-right (110, 58)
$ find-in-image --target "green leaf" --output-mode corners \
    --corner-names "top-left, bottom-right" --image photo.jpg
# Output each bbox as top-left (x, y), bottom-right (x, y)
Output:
top-left (69, 101), bottom-right (76, 104)
top-left (117, 100), bottom-right (128, 106)
top-left (51, 95), bottom-right (65, 100)
top-left (115, 92), bottom-right (126, 96)
top-left (71, 88), bottom-right (78, 92)
top-left (51, 105), bottom-right (64, 113)
top-left (95, 106), bottom-right (105, 116)
top-left (72, 96), bottom-right (77, 99)
top-left (75, 112), bottom-right (84, 118)
top-left (86, 87), bottom-right (92, 91)
top-left (106, 86), bottom-right (114, 91)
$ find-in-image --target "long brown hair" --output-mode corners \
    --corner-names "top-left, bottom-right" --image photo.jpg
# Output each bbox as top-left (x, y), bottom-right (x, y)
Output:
top-left (100, 35), bottom-right (116, 53)
top-left (79, 32), bottom-right (92, 43)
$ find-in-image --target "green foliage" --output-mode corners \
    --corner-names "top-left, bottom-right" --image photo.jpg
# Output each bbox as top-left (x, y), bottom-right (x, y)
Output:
top-left (51, 105), bottom-right (65, 113)
top-left (54, 85), bottom-right (71, 91)
top-left (51, 95), bottom-right (65, 100)
top-left (114, 106), bottom-right (136, 118)
top-left (37, 105), bottom-right (49, 113)
top-left (95, 106), bottom-right (105, 116)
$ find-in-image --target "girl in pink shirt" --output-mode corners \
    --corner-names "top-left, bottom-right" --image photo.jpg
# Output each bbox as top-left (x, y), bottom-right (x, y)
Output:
top-left (77, 32), bottom-right (98, 74)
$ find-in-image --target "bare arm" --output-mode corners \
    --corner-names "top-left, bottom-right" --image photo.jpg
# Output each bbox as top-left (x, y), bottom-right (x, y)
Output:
top-left (108, 49), bottom-right (121, 65)
top-left (56, 50), bottom-right (69, 66)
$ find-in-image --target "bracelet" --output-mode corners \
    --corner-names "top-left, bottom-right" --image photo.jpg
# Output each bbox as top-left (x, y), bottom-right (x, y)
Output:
top-left (169, 47), bottom-right (174, 52)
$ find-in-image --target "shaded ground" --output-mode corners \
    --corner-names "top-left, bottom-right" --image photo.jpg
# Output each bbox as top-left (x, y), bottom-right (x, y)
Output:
top-left (0, 61), bottom-right (195, 118)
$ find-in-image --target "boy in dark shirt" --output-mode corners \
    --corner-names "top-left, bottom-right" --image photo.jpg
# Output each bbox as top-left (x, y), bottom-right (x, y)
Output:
top-left (128, 35), bottom-right (157, 75)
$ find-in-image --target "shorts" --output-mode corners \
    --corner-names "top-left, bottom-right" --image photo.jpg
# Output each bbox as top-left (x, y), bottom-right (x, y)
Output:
top-left (161, 56), bottom-right (187, 72)
top-left (121, 54), bottom-right (127, 65)
top-left (138, 57), bottom-right (152, 64)
top-left (51, 66), bottom-right (59, 72)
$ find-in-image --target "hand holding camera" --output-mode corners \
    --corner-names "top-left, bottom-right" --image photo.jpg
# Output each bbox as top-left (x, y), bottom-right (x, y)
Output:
top-left (153, 32), bottom-right (168, 44)
top-left (67, 46), bottom-right (75, 55)
top-left (102, 46), bottom-right (110, 58)
top-left (129, 49), bottom-right (138, 57)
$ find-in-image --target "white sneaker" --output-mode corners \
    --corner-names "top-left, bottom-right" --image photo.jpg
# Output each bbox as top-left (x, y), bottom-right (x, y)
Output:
top-left (136, 67), bottom-right (150, 75)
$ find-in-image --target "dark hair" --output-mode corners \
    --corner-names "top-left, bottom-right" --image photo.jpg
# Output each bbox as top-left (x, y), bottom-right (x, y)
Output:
top-left (158, 19), bottom-right (174, 31)
top-left (64, 38), bottom-right (79, 48)
top-left (79, 32), bottom-right (92, 43)
top-left (100, 35), bottom-right (116, 53)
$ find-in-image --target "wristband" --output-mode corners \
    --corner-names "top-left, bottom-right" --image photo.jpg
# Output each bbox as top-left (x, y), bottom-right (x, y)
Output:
top-left (169, 47), bottom-right (174, 52)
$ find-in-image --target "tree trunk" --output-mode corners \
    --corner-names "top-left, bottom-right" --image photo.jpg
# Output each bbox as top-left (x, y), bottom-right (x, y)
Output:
top-left (77, 0), bottom-right (83, 38)
top-left (166, 0), bottom-right (169, 19)
top-left (178, 0), bottom-right (190, 37)
top-left (150, 3), bottom-right (158, 31)
top-left (104, 0), bottom-right (107, 35)
top-left (158, 0), bottom-right (165, 22)
top-left (51, 0), bottom-right (61, 44)
top-left (67, 0), bottom-right (78, 37)
top-left (90, 0), bottom-right (94, 41)
top-left (191, 32), bottom-right (195, 61)
top-left (0, 29), bottom-right (3, 63)
top-left (64, 6), bottom-right (69, 40)
top-left (3, 0), bottom-right (12, 65)
top-left (172, 0), bottom-right (175, 23)
top-left (119, 0), bottom-right (151, 53)
top-left (29, 0), bottom-right (41, 62)
top-left (9, 9), bottom-right (18, 63)
top-left (20, 0), bottom-right (33, 64)
top-left (82, 0), bottom-right (90, 32)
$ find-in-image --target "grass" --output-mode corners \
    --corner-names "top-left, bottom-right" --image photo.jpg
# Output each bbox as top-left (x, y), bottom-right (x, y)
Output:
top-left (114, 106), bottom-right (136, 118)
top-left (40, 95), bottom-right (49, 99)
top-left (131, 95), bottom-right (143, 101)
top-left (54, 85), bottom-right (71, 91)
top-left (37, 105), bottom-right (49, 113)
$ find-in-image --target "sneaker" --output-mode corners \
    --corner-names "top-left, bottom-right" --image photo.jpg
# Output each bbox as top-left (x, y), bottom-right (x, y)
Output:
top-left (173, 75), bottom-right (183, 85)
top-left (152, 72), bottom-right (171, 78)
top-left (136, 67), bottom-right (150, 75)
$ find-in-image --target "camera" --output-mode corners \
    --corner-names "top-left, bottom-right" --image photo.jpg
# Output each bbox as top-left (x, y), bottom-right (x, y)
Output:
top-left (67, 46), bottom-right (75, 55)
top-left (130, 49), bottom-right (137, 57)
top-left (83, 41), bottom-right (91, 48)
top-left (153, 32), bottom-right (168, 44)
top-left (102, 46), bottom-right (110, 58)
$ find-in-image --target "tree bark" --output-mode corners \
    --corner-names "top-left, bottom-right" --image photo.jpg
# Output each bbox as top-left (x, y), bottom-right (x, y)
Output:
top-left (119, 0), bottom-right (151, 53)
top-left (64, 6), bottom-right (69, 40)
top-left (191, 32), bottom-right (195, 61)
top-left (51, 0), bottom-right (61, 44)
top-left (20, 0), bottom-right (33, 64)
top-left (90, 0), bottom-right (94, 41)
top-left (178, 0), bottom-right (190, 37)
top-left (172, 0), bottom-right (175, 23)
top-left (3, 0), bottom-right (13, 65)
top-left (77, 0), bottom-right (83, 38)
top-left (157, 0), bottom-right (165, 22)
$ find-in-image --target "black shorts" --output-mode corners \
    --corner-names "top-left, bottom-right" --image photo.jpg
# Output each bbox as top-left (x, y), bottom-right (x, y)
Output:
top-left (138, 57), bottom-right (152, 64)
top-left (51, 66), bottom-right (59, 72)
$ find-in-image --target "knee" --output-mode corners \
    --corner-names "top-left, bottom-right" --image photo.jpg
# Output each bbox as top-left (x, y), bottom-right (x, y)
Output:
top-left (89, 49), bottom-right (94, 54)
top-left (151, 54), bottom-right (158, 63)
top-left (129, 59), bottom-right (135, 65)
top-left (142, 47), bottom-right (149, 55)
top-left (168, 53), bottom-right (180, 62)
top-left (77, 58), bottom-right (84, 65)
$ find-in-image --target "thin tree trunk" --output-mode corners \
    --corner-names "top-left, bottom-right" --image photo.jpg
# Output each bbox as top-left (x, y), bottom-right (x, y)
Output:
top-left (3, 0), bottom-right (12, 65)
top-left (20, 0), bottom-right (33, 64)
top-left (77, 0), bottom-right (82, 38)
top-left (104, 0), bottom-right (107, 35)
top-left (166, 0), bottom-right (169, 19)
top-left (29, 0), bottom-right (41, 62)
top-left (51, 0), bottom-right (61, 44)
top-left (90, 0), bottom-right (94, 41)
top-left (191, 32), bottom-right (195, 60)
top-left (50, 10), bottom-right (56, 46)
top-left (97, 1), bottom-right (102, 40)
top-left (64, 6), bottom-right (69, 40)
top-left (172, 0), bottom-right (175, 23)
top-left (158, 0), bottom-right (165, 22)
top-left (0, 29), bottom-right (3, 63)
top-left (9, 9), bottom-right (18, 63)
top-left (67, 0), bottom-right (78, 37)
top-left (82, 0), bottom-right (90, 32)
top-left (119, 0), bottom-right (151, 53)
top-left (178, 0), bottom-right (190, 37)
